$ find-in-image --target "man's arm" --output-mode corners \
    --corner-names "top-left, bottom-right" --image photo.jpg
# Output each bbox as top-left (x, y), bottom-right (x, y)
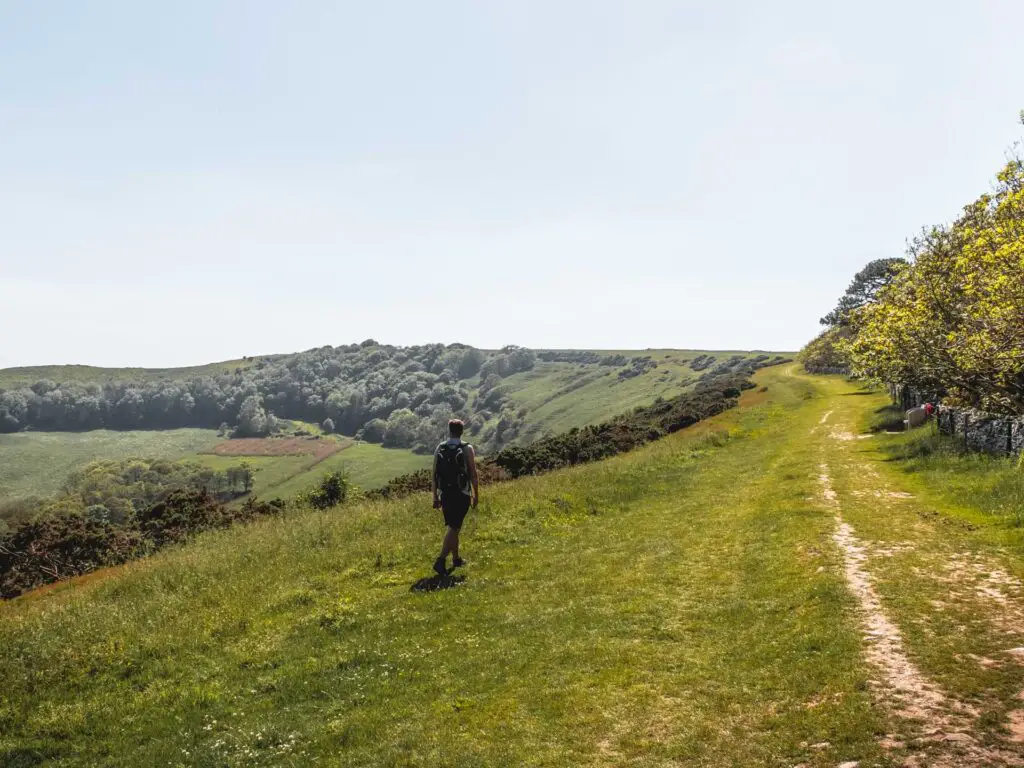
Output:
top-left (431, 451), bottom-right (441, 508)
top-left (467, 445), bottom-right (479, 507)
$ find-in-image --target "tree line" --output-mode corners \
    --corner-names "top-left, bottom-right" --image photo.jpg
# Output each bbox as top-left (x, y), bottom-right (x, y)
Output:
top-left (803, 118), bottom-right (1024, 415)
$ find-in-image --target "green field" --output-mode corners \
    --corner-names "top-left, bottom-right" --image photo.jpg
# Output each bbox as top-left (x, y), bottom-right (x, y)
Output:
top-left (0, 429), bottom-right (221, 503)
top-left (186, 443), bottom-right (432, 500)
top-left (0, 428), bottom-right (428, 514)
top-left (5, 366), bottom-right (1024, 765)
top-left (263, 443), bottom-right (432, 498)
top-left (185, 454), bottom-right (317, 498)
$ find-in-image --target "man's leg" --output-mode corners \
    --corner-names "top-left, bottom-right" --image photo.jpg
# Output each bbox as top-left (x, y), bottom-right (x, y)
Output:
top-left (441, 526), bottom-right (459, 558)
top-left (449, 498), bottom-right (468, 566)
top-left (450, 528), bottom-right (460, 561)
top-left (435, 524), bottom-right (459, 575)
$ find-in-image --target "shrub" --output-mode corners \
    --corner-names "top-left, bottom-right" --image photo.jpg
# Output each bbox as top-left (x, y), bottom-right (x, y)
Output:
top-left (799, 327), bottom-right (852, 374)
top-left (301, 471), bottom-right (349, 510)
top-left (690, 354), bottom-right (715, 371)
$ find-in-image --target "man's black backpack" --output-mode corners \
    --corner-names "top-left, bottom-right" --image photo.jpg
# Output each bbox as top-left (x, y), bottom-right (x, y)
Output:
top-left (435, 441), bottom-right (470, 496)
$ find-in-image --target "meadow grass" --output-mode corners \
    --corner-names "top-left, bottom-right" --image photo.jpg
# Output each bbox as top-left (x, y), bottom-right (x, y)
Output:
top-left (0, 366), bottom-right (890, 767)
top-left (857, 402), bottom-right (1024, 544)
top-left (266, 443), bottom-right (432, 498)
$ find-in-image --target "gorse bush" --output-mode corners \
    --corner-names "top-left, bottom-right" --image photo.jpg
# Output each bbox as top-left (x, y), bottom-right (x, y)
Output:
top-left (0, 492), bottom-right (283, 598)
top-left (617, 356), bottom-right (658, 380)
top-left (799, 327), bottom-right (853, 374)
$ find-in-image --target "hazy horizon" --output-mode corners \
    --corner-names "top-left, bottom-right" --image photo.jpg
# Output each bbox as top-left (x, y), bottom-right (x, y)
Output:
top-left (3, 1), bottom-right (1023, 368)
top-left (0, 344), bottom-right (801, 372)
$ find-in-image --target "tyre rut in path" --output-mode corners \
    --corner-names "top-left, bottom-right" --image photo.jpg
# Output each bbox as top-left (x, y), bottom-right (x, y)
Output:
top-left (816, 411), bottom-right (1023, 766)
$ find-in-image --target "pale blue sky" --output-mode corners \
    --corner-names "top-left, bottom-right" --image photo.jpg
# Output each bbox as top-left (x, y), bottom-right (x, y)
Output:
top-left (2, 1), bottom-right (1022, 367)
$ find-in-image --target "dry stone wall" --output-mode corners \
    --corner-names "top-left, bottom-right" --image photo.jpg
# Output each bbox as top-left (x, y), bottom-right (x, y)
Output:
top-left (889, 384), bottom-right (1023, 458)
top-left (935, 405), bottom-right (1024, 457)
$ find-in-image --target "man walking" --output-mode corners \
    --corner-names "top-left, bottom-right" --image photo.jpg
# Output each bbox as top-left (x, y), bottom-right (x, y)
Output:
top-left (432, 419), bottom-right (479, 576)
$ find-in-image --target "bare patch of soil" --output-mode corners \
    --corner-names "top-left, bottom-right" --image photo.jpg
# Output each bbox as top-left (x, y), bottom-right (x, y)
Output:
top-left (874, 543), bottom-right (917, 558)
top-left (832, 428), bottom-right (858, 441)
top-left (206, 436), bottom-right (347, 460)
top-left (935, 554), bottom-right (1024, 637)
top-left (850, 490), bottom-right (914, 500)
top-left (1009, 711), bottom-right (1024, 744)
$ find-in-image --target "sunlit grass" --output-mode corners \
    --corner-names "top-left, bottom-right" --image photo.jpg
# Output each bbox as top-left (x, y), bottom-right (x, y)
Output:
top-left (0, 366), bottom-right (889, 767)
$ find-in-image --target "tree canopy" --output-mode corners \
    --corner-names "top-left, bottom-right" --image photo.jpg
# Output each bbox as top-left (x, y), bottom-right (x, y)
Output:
top-left (820, 258), bottom-right (908, 328)
top-left (834, 145), bottom-right (1024, 414)
top-left (0, 343), bottom-right (538, 453)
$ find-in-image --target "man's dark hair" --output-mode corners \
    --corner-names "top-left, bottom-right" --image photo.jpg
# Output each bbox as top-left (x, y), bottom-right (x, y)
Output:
top-left (448, 419), bottom-right (464, 438)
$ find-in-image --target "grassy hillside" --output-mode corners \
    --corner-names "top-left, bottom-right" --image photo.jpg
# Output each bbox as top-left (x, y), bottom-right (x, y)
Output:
top-left (0, 359), bottom-right (259, 390)
top-left (498, 349), bottom-right (776, 444)
top-left (7, 366), bottom-right (1023, 765)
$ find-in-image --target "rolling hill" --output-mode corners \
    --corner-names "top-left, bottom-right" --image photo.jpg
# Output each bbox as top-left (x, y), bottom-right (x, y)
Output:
top-left (3, 365), bottom-right (1023, 766)
top-left (0, 347), bottom-right (789, 516)
top-left (0, 359), bottom-right (260, 390)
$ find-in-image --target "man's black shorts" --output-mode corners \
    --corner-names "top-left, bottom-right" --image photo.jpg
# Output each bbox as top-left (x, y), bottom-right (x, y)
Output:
top-left (441, 493), bottom-right (471, 530)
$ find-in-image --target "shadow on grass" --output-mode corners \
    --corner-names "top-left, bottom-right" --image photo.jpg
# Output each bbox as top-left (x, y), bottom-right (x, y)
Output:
top-left (877, 431), bottom-right (951, 463)
top-left (410, 573), bottom-right (466, 593)
top-left (0, 745), bottom-right (55, 767)
top-left (868, 404), bottom-right (908, 433)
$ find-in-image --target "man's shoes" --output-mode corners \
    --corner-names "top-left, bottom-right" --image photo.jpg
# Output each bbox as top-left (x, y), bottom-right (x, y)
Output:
top-left (451, 557), bottom-right (466, 569)
top-left (433, 557), bottom-right (448, 577)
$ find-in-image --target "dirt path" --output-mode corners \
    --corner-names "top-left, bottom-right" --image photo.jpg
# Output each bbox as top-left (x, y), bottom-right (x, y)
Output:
top-left (817, 408), bottom-right (1024, 766)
